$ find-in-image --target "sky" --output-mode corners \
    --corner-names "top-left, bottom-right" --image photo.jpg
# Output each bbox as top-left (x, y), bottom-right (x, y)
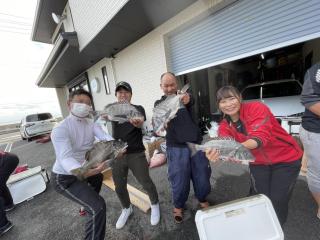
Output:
top-left (0, 0), bottom-right (61, 125)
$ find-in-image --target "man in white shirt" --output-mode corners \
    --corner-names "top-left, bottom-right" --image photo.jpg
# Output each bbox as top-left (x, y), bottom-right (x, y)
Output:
top-left (51, 89), bottom-right (113, 240)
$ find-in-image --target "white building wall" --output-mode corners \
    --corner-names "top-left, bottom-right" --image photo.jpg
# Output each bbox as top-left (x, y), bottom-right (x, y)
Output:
top-left (63, 2), bottom-right (75, 33)
top-left (87, 58), bottom-right (117, 111)
top-left (110, 0), bottom-right (223, 128)
top-left (56, 87), bottom-right (69, 118)
top-left (69, 0), bottom-right (129, 51)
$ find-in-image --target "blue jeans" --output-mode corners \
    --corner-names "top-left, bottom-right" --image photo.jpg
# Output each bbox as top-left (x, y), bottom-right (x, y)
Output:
top-left (167, 146), bottom-right (211, 208)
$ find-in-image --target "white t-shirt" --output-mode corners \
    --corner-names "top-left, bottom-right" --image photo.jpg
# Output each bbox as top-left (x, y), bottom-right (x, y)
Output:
top-left (51, 114), bottom-right (113, 175)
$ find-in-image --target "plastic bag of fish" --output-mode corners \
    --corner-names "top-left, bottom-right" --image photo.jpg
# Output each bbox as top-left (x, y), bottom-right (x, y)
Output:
top-left (93, 101), bottom-right (144, 123)
top-left (187, 137), bottom-right (255, 164)
top-left (152, 84), bottom-right (190, 136)
top-left (71, 140), bottom-right (128, 180)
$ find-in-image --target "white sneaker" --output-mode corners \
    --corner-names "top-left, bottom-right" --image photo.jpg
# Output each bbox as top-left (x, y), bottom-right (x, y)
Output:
top-left (150, 203), bottom-right (160, 226)
top-left (116, 205), bottom-right (133, 229)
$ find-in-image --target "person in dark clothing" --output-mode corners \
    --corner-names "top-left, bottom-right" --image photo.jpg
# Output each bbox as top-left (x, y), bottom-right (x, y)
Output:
top-left (109, 81), bottom-right (160, 229)
top-left (299, 63), bottom-right (320, 220)
top-left (154, 72), bottom-right (211, 223)
top-left (206, 86), bottom-right (303, 226)
top-left (0, 151), bottom-right (19, 236)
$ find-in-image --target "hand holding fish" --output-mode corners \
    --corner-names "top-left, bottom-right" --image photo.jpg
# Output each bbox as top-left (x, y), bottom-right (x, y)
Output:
top-left (116, 148), bottom-right (127, 159)
top-left (83, 161), bottom-right (108, 178)
top-left (100, 113), bottom-right (109, 121)
top-left (152, 83), bottom-right (191, 137)
top-left (226, 156), bottom-right (242, 164)
top-left (205, 148), bottom-right (220, 163)
top-left (187, 137), bottom-right (255, 164)
top-left (71, 140), bottom-right (128, 180)
top-left (179, 92), bottom-right (190, 105)
top-left (129, 117), bottom-right (144, 128)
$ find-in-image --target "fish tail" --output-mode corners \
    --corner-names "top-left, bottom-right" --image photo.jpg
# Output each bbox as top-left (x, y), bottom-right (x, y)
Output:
top-left (187, 142), bottom-right (198, 157)
top-left (71, 168), bottom-right (84, 180)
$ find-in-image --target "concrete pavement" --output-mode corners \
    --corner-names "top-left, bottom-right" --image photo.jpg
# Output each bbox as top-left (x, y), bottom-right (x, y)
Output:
top-left (2, 140), bottom-right (320, 240)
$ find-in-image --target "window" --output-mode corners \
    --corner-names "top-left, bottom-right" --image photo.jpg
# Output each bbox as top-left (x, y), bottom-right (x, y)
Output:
top-left (262, 81), bottom-right (302, 98)
top-left (26, 113), bottom-right (52, 122)
top-left (102, 66), bottom-right (111, 95)
top-left (242, 86), bottom-right (261, 100)
top-left (69, 81), bottom-right (89, 92)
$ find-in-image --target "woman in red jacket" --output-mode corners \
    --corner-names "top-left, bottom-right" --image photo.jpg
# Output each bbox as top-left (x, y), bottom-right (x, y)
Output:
top-left (206, 86), bottom-right (303, 226)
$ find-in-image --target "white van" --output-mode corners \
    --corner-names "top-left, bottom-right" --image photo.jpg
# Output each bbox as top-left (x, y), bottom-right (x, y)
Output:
top-left (20, 113), bottom-right (57, 141)
top-left (241, 79), bottom-right (304, 134)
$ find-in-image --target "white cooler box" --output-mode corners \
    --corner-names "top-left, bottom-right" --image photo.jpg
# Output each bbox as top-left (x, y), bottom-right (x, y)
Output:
top-left (7, 166), bottom-right (48, 204)
top-left (195, 194), bottom-right (283, 240)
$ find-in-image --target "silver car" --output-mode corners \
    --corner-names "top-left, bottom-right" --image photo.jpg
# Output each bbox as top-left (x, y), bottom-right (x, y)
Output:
top-left (20, 113), bottom-right (57, 141)
top-left (241, 79), bottom-right (304, 134)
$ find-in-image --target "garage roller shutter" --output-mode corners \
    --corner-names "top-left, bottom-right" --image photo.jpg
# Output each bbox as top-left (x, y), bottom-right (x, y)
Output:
top-left (167, 0), bottom-right (320, 75)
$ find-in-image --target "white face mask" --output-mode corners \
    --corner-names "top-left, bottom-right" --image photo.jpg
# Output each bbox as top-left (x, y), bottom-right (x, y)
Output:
top-left (71, 103), bottom-right (92, 118)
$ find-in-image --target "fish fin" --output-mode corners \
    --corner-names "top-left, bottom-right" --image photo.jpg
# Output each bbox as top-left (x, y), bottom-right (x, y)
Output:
top-left (71, 167), bottom-right (84, 180)
top-left (209, 136), bottom-right (235, 141)
top-left (180, 83), bottom-right (190, 93)
top-left (85, 151), bottom-right (90, 161)
top-left (187, 142), bottom-right (198, 157)
top-left (118, 119), bottom-right (126, 124)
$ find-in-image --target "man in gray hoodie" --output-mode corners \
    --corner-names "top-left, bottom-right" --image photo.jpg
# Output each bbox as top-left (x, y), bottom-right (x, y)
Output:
top-left (300, 63), bottom-right (320, 220)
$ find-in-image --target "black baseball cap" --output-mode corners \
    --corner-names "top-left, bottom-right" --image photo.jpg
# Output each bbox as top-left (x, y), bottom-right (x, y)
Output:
top-left (115, 81), bottom-right (132, 93)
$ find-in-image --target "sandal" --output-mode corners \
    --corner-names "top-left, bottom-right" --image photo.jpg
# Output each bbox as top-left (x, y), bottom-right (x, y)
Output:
top-left (173, 208), bottom-right (183, 224)
top-left (199, 201), bottom-right (210, 209)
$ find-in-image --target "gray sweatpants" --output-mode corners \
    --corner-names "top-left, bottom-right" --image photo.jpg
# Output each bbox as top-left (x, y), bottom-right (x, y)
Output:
top-left (300, 126), bottom-right (320, 193)
top-left (112, 151), bottom-right (159, 208)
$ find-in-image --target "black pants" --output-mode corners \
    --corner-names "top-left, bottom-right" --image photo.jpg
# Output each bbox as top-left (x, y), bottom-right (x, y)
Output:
top-left (249, 160), bottom-right (301, 226)
top-left (0, 153), bottom-right (19, 227)
top-left (112, 152), bottom-right (159, 208)
top-left (51, 172), bottom-right (106, 240)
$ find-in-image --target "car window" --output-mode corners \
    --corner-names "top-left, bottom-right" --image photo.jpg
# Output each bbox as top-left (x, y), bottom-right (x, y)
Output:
top-left (262, 81), bottom-right (302, 98)
top-left (242, 86), bottom-right (260, 100)
top-left (26, 113), bottom-right (52, 122)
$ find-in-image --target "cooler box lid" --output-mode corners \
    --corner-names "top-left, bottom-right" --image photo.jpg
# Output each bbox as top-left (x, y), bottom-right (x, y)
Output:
top-left (195, 194), bottom-right (283, 240)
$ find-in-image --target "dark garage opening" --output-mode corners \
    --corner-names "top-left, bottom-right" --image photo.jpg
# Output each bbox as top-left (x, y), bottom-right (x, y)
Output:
top-left (177, 38), bottom-right (320, 134)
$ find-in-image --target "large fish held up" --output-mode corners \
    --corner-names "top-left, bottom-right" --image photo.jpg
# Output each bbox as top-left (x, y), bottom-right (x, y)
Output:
top-left (152, 83), bottom-right (190, 136)
top-left (71, 140), bottom-right (128, 180)
top-left (187, 137), bottom-right (255, 164)
top-left (93, 101), bottom-right (144, 123)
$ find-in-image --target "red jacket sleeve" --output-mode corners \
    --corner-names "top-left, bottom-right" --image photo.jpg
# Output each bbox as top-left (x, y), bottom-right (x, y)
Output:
top-left (244, 102), bottom-right (273, 147)
top-left (218, 120), bottom-right (233, 137)
top-left (218, 119), bottom-right (248, 143)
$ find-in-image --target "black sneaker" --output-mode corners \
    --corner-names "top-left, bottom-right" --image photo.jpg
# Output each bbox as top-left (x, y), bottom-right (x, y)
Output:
top-left (4, 204), bottom-right (15, 212)
top-left (0, 221), bottom-right (13, 236)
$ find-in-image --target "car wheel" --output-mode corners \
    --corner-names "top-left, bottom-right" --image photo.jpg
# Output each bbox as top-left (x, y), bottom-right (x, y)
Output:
top-left (27, 137), bottom-right (32, 142)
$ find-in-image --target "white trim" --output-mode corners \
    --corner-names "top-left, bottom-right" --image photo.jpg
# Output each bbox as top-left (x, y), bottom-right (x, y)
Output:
top-left (31, 0), bottom-right (42, 41)
top-left (175, 32), bottom-right (320, 76)
top-left (4, 142), bottom-right (12, 152)
top-left (36, 35), bottom-right (66, 86)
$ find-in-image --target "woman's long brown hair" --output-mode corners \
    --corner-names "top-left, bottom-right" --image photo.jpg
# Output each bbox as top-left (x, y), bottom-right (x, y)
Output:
top-left (216, 85), bottom-right (241, 104)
